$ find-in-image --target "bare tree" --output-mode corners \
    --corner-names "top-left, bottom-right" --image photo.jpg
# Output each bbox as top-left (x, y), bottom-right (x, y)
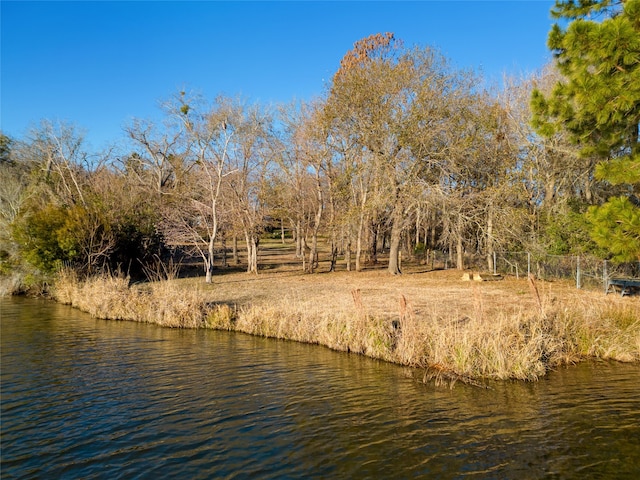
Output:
top-left (223, 100), bottom-right (273, 274)
top-left (277, 102), bottom-right (327, 271)
top-left (24, 120), bottom-right (92, 207)
top-left (326, 34), bottom-right (480, 274)
top-left (152, 93), bottom-right (238, 283)
top-left (501, 66), bottom-right (599, 254)
top-left (124, 117), bottom-right (185, 194)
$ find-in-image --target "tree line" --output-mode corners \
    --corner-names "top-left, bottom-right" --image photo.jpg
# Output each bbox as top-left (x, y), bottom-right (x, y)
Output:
top-left (1, 0), bottom-right (638, 287)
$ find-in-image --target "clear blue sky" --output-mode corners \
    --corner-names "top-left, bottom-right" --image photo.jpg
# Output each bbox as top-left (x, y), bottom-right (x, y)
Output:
top-left (1, 1), bottom-right (556, 150)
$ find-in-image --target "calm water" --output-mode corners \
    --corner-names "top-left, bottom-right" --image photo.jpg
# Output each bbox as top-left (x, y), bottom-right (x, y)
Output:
top-left (1, 297), bottom-right (639, 479)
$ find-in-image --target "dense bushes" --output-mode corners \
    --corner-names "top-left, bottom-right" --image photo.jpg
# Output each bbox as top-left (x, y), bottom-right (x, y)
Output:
top-left (1, 143), bottom-right (166, 290)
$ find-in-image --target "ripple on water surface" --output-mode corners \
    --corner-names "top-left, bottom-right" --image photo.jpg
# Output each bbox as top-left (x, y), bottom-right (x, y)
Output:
top-left (1, 296), bottom-right (639, 479)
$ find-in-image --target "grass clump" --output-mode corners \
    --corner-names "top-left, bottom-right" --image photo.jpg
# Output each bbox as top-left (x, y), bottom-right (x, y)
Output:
top-left (206, 304), bottom-right (236, 330)
top-left (50, 263), bottom-right (639, 384)
top-left (53, 268), bottom-right (211, 328)
top-left (559, 302), bottom-right (640, 363)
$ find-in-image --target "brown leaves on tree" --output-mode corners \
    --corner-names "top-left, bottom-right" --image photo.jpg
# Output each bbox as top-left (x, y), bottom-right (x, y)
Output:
top-left (334, 32), bottom-right (397, 81)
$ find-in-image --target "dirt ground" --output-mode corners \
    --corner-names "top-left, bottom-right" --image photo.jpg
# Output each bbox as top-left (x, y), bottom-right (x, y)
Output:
top-left (172, 240), bottom-right (638, 322)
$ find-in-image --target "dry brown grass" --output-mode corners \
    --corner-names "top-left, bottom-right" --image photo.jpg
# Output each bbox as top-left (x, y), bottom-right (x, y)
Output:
top-left (53, 268), bottom-right (209, 328)
top-left (52, 243), bottom-right (640, 382)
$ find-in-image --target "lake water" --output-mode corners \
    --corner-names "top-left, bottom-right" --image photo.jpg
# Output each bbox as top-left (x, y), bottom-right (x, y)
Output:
top-left (1, 296), bottom-right (639, 479)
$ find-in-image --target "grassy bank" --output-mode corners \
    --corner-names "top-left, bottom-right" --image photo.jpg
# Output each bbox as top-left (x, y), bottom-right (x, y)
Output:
top-left (51, 257), bottom-right (640, 384)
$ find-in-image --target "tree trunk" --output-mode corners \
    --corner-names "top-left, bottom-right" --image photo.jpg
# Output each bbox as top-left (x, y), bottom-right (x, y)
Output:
top-left (456, 215), bottom-right (464, 270)
top-left (355, 211), bottom-right (366, 271)
top-left (221, 234), bottom-right (227, 268)
top-left (329, 244), bottom-right (337, 272)
top-left (415, 207), bottom-right (421, 247)
top-left (430, 209), bottom-right (437, 250)
top-left (232, 235), bottom-right (239, 264)
top-left (205, 235), bottom-right (215, 283)
top-left (295, 219), bottom-right (303, 258)
top-left (244, 231), bottom-right (251, 272)
top-left (307, 174), bottom-right (323, 273)
top-left (486, 207), bottom-right (494, 272)
top-left (355, 228), bottom-right (363, 271)
top-left (404, 231), bottom-right (413, 261)
top-left (246, 234), bottom-right (259, 274)
top-left (301, 238), bottom-right (307, 272)
top-left (387, 203), bottom-right (403, 275)
top-left (243, 231), bottom-right (259, 274)
top-left (370, 219), bottom-right (379, 265)
top-left (543, 177), bottom-right (557, 209)
top-left (308, 233), bottom-right (318, 273)
top-left (388, 222), bottom-right (402, 275)
top-left (252, 238), bottom-right (259, 273)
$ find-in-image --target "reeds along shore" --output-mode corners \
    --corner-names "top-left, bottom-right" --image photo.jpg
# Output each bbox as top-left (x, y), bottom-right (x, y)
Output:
top-left (52, 269), bottom-right (640, 384)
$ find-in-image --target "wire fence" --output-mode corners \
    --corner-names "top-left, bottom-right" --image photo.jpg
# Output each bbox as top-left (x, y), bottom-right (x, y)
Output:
top-left (427, 250), bottom-right (640, 292)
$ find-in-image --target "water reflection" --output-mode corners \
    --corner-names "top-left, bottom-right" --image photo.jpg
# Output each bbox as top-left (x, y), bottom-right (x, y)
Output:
top-left (2, 297), bottom-right (639, 479)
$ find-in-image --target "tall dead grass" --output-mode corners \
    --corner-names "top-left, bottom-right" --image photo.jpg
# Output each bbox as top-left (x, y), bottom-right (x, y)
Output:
top-left (203, 275), bottom-right (639, 382)
top-left (228, 291), bottom-right (560, 381)
top-left (53, 269), bottom-right (210, 328)
top-left (52, 269), bottom-right (639, 382)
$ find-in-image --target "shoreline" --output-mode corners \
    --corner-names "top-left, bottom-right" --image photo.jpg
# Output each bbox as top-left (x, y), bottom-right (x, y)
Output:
top-left (47, 265), bottom-right (640, 385)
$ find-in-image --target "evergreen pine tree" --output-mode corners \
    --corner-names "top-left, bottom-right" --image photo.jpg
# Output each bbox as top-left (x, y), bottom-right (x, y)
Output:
top-left (531, 0), bottom-right (640, 262)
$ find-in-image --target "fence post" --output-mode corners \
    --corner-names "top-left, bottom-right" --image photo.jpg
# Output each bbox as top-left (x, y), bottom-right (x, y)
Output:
top-left (493, 251), bottom-right (497, 275)
top-left (576, 256), bottom-right (581, 289)
top-left (603, 260), bottom-right (608, 293)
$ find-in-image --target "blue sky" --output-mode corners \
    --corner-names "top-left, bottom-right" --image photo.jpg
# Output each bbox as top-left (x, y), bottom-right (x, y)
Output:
top-left (2, 1), bottom-right (556, 150)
